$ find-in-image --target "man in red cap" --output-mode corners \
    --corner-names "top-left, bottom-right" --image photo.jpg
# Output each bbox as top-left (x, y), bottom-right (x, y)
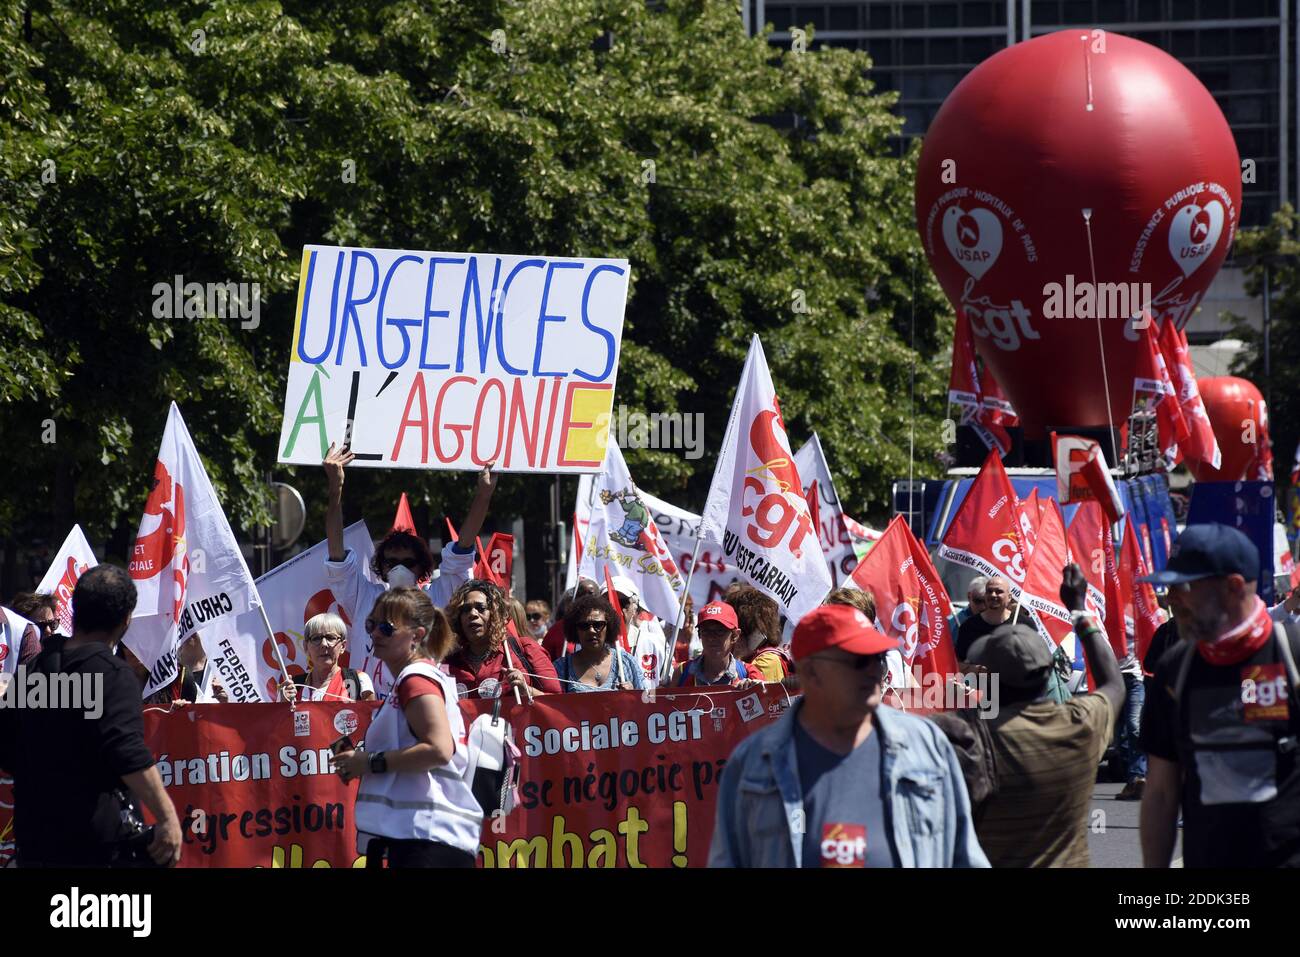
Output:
top-left (671, 601), bottom-right (762, 687)
top-left (709, 604), bottom-right (988, 868)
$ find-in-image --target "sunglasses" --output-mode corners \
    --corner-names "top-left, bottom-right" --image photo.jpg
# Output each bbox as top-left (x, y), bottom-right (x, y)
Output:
top-left (364, 619), bottom-right (397, 637)
top-left (812, 652), bottom-right (889, 671)
top-left (307, 634), bottom-right (345, 646)
top-left (36, 619), bottom-right (58, 633)
top-left (577, 620), bottom-right (608, 632)
top-left (527, 613), bottom-right (545, 621)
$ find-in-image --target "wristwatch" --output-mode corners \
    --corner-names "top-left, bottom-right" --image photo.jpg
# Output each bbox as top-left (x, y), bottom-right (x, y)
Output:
top-left (368, 751), bottom-right (387, 774)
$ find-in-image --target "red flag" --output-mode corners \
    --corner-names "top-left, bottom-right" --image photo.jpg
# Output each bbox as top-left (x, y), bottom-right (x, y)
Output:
top-left (480, 532), bottom-right (514, 591)
top-left (849, 515), bottom-right (959, 680)
top-left (939, 450), bottom-right (1029, 589)
top-left (1158, 320), bottom-right (1222, 470)
top-left (1052, 433), bottom-right (1125, 524)
top-left (949, 315), bottom-right (1013, 455)
top-left (1068, 501), bottom-right (1126, 658)
top-left (1017, 498), bottom-right (1073, 647)
top-left (1016, 487), bottom-right (1042, 562)
top-left (1133, 318), bottom-right (1190, 461)
top-left (444, 516), bottom-right (458, 543)
top-left (392, 493), bottom-right (417, 535)
top-left (1120, 518), bottom-right (1161, 669)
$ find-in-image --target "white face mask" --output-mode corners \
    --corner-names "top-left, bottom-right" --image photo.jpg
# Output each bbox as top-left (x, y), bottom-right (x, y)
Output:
top-left (528, 621), bottom-right (547, 638)
top-left (386, 565), bottom-right (417, 589)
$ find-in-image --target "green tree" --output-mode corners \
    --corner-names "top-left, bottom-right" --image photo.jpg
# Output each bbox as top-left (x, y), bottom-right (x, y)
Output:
top-left (1225, 205), bottom-right (1300, 495)
top-left (0, 0), bottom-right (949, 582)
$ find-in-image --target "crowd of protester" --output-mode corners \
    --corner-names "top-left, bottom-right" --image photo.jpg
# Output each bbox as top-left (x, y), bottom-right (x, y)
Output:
top-left (3, 446), bottom-right (1300, 870)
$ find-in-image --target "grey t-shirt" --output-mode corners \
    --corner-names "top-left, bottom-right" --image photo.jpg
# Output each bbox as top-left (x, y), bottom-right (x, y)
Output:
top-left (795, 719), bottom-right (899, 868)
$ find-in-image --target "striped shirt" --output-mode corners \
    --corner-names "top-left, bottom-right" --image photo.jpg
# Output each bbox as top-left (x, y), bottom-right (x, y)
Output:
top-left (974, 694), bottom-right (1112, 867)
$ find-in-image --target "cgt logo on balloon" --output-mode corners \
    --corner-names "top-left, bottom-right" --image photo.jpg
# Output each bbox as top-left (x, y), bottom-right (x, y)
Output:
top-left (927, 189), bottom-right (1043, 352)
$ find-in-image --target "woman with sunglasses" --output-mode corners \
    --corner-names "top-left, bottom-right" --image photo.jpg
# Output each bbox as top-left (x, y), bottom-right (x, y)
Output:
top-left (553, 593), bottom-right (643, 693)
top-left (333, 588), bottom-right (481, 868)
top-left (280, 613), bottom-right (376, 703)
top-left (445, 580), bottom-right (560, 700)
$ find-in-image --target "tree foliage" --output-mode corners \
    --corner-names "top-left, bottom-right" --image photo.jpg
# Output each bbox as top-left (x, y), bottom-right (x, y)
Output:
top-left (1, 0), bottom-right (950, 563)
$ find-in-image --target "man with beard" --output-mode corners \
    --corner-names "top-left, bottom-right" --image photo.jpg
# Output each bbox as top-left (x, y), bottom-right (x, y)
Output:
top-left (1139, 524), bottom-right (1300, 867)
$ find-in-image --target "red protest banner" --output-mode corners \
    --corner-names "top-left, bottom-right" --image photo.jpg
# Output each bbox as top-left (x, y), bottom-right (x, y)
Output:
top-left (469, 685), bottom-right (788, 867)
top-left (145, 701), bottom-right (375, 868)
top-left (119, 686), bottom-right (787, 868)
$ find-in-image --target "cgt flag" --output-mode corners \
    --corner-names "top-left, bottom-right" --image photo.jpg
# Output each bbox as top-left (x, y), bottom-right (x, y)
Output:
top-left (36, 525), bottom-right (98, 636)
top-left (793, 433), bottom-right (859, 588)
top-left (700, 336), bottom-right (831, 622)
top-left (580, 441), bottom-right (685, 627)
top-left (1133, 318), bottom-right (1190, 463)
top-left (849, 515), bottom-right (959, 680)
top-left (123, 403), bottom-right (262, 698)
top-left (948, 314), bottom-right (1014, 455)
top-left (1067, 501), bottom-right (1127, 659)
top-left (1052, 433), bottom-right (1125, 524)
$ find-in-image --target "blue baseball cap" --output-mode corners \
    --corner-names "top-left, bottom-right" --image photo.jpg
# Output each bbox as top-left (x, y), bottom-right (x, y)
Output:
top-left (1137, 522), bottom-right (1260, 586)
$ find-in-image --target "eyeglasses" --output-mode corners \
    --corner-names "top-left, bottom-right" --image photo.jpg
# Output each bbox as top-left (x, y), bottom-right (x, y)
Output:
top-left (527, 613), bottom-right (545, 621)
top-left (811, 652), bottom-right (889, 671)
top-left (307, 634), bottom-right (345, 646)
top-left (364, 619), bottom-right (397, 637)
top-left (460, 602), bottom-right (489, 615)
top-left (577, 620), bottom-right (608, 633)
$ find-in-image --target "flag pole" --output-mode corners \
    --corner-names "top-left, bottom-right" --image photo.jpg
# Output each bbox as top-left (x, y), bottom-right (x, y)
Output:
top-left (256, 603), bottom-right (294, 703)
top-left (663, 537), bottom-right (704, 683)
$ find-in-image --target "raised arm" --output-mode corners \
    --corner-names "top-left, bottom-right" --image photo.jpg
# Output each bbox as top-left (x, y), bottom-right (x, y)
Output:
top-left (324, 443), bottom-right (356, 562)
top-left (1060, 563), bottom-right (1124, 715)
top-left (455, 463), bottom-right (498, 548)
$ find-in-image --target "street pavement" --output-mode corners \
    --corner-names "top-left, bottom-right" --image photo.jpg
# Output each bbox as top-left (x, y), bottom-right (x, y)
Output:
top-left (1087, 780), bottom-right (1183, 868)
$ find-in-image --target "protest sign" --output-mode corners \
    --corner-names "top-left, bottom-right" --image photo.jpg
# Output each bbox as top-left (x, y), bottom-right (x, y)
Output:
top-left (144, 702), bottom-right (374, 867)
top-left (138, 686), bottom-right (788, 867)
top-left (278, 246), bottom-right (630, 473)
top-left (36, 525), bottom-right (98, 636)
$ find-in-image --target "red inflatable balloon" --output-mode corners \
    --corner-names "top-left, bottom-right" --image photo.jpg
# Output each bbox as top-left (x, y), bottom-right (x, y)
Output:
top-left (917, 31), bottom-right (1241, 436)
top-left (1188, 376), bottom-right (1269, 482)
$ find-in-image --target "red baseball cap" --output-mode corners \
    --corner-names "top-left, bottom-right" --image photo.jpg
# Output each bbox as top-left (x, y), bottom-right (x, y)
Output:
top-left (791, 604), bottom-right (894, 661)
top-left (697, 601), bottom-right (739, 631)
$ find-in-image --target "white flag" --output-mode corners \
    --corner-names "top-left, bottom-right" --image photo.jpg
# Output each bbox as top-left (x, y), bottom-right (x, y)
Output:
top-left (579, 443), bottom-right (685, 625)
top-left (700, 336), bottom-right (831, 622)
top-left (123, 403), bottom-right (261, 697)
top-left (201, 521), bottom-right (377, 703)
top-left (565, 473), bottom-right (595, 590)
top-left (793, 433), bottom-right (859, 589)
top-left (36, 525), bottom-right (98, 636)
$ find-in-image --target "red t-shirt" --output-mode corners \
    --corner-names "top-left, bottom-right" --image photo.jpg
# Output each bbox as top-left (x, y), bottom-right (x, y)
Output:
top-left (446, 635), bottom-right (562, 696)
top-left (395, 670), bottom-right (445, 709)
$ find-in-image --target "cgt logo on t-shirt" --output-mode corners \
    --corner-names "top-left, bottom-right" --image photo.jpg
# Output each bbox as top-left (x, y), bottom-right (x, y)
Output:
top-left (820, 823), bottom-right (866, 867)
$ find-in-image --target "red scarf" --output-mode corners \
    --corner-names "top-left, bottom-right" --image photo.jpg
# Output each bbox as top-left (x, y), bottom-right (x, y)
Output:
top-left (1197, 598), bottom-right (1274, 666)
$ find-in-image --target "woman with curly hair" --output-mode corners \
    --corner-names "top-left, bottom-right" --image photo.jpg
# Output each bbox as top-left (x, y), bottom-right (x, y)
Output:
top-left (443, 579), bottom-right (560, 700)
top-left (552, 593), bottom-right (643, 693)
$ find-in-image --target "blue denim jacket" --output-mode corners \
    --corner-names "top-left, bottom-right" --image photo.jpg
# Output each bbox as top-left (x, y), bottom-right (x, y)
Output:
top-left (708, 701), bottom-right (990, 868)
